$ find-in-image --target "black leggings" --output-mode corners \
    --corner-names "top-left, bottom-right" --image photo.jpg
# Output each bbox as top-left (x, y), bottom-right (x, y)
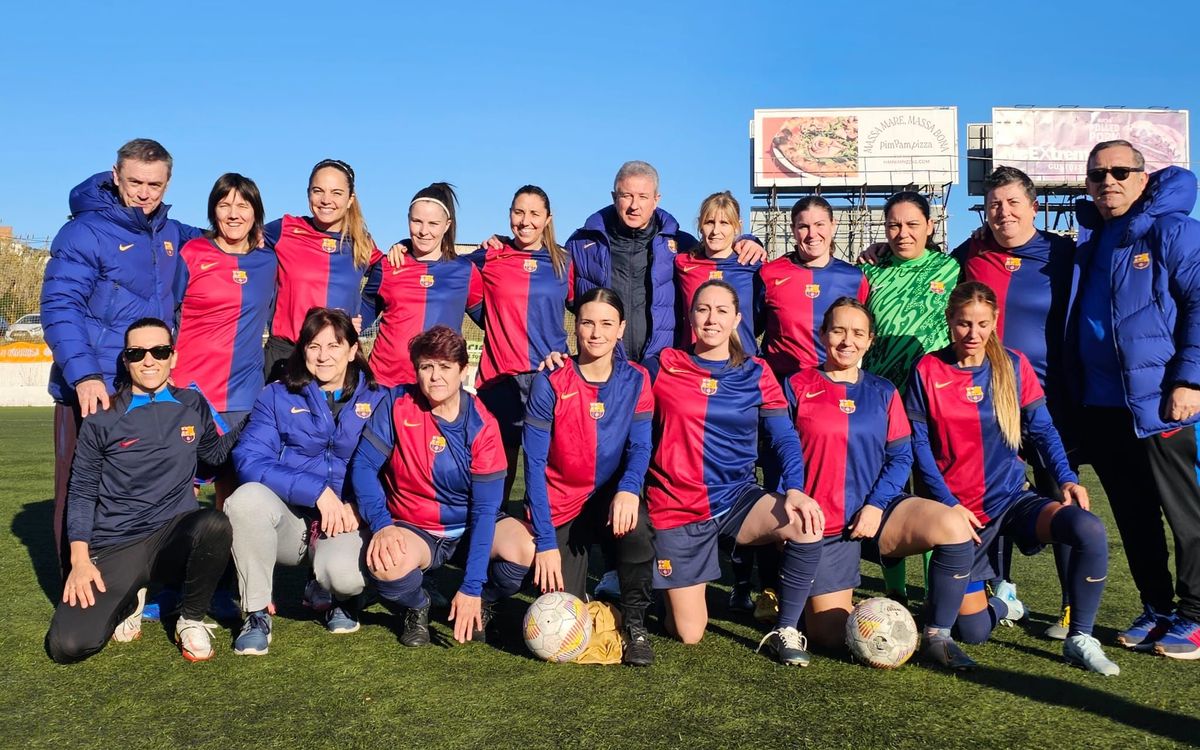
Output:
top-left (45, 509), bottom-right (232, 664)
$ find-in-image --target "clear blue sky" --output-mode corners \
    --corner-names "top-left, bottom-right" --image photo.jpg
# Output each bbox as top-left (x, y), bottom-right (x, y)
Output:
top-left (2, 0), bottom-right (1197, 248)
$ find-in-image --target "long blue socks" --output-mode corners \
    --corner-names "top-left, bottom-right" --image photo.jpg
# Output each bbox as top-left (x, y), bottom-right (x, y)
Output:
top-left (775, 540), bottom-right (823, 630)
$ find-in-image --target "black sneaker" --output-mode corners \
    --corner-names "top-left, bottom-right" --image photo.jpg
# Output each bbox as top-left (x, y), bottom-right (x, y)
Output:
top-left (471, 601), bottom-right (497, 643)
top-left (400, 605), bottom-right (430, 647)
top-left (728, 584), bottom-right (755, 613)
top-left (921, 629), bottom-right (976, 671)
top-left (623, 624), bottom-right (655, 666)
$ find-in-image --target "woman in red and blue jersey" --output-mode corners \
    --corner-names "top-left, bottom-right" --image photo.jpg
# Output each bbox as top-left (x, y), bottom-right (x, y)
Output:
top-left (173, 174), bottom-right (276, 499)
top-left (471, 185), bottom-right (574, 497)
top-left (498, 287), bottom-right (657, 665)
top-left (351, 326), bottom-right (531, 646)
top-left (365, 182), bottom-right (483, 387)
top-left (224, 308), bottom-right (388, 656)
top-left (645, 279), bottom-right (824, 661)
top-left (262, 159), bottom-right (379, 378)
top-left (774, 297), bottom-right (975, 665)
top-left (905, 281), bottom-right (1119, 675)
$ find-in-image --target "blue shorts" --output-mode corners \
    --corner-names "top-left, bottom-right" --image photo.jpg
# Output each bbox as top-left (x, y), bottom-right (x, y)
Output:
top-left (811, 535), bottom-right (863, 597)
top-left (971, 491), bottom-right (1053, 582)
top-left (396, 522), bottom-right (461, 571)
top-left (654, 484), bottom-right (766, 589)
top-left (477, 372), bottom-right (537, 448)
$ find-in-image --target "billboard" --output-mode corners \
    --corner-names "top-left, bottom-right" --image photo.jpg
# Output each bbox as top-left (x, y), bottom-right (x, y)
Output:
top-left (752, 107), bottom-right (958, 190)
top-left (992, 107), bottom-right (1190, 185)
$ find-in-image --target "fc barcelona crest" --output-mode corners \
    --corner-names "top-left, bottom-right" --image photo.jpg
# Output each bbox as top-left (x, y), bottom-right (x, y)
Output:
top-left (523, 258), bottom-right (538, 273)
top-left (839, 399), bottom-right (856, 414)
top-left (589, 401), bottom-right (605, 420)
top-left (321, 238), bottom-right (338, 254)
top-left (700, 378), bottom-right (718, 396)
top-left (1004, 257), bottom-right (1022, 272)
top-left (232, 269), bottom-right (248, 285)
top-left (1132, 253), bottom-right (1150, 270)
top-left (667, 239), bottom-right (678, 253)
top-left (657, 559), bottom-right (673, 577)
top-left (708, 270), bottom-right (724, 281)
top-left (163, 241), bottom-right (175, 256)
top-left (930, 280), bottom-right (946, 295)
top-left (355, 402), bottom-right (373, 418)
top-left (180, 425), bottom-right (196, 443)
top-left (419, 274), bottom-right (435, 288)
top-left (965, 385), bottom-right (984, 403)
top-left (805, 283), bottom-right (821, 299)
top-left (429, 435), bottom-right (447, 454)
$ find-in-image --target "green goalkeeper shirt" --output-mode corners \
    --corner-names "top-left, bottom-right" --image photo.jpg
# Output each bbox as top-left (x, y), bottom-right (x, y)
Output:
top-left (862, 247), bottom-right (961, 394)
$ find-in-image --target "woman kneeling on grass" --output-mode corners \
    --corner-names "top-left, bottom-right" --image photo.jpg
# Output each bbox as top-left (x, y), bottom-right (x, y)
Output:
top-left (350, 325), bottom-right (532, 646)
top-left (645, 279), bottom-right (824, 648)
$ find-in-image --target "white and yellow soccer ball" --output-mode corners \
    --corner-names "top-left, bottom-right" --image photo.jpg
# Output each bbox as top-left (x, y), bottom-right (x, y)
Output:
top-left (845, 596), bottom-right (918, 669)
top-left (522, 592), bottom-right (591, 663)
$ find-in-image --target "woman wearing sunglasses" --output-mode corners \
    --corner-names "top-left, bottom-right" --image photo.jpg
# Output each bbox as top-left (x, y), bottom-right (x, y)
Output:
top-left (46, 318), bottom-right (239, 664)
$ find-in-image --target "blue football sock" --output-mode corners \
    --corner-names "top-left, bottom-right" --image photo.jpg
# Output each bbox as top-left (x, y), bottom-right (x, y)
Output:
top-left (1052, 542), bottom-right (1072, 608)
top-left (956, 602), bottom-right (1002, 644)
top-left (1050, 505), bottom-right (1108, 636)
top-left (924, 540), bottom-right (974, 631)
top-left (374, 569), bottom-right (429, 609)
top-left (482, 559), bottom-right (529, 602)
top-left (775, 539), bottom-right (823, 630)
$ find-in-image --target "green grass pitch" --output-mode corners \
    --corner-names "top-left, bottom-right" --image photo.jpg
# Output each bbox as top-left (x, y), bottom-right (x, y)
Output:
top-left (2, 407), bottom-right (1197, 749)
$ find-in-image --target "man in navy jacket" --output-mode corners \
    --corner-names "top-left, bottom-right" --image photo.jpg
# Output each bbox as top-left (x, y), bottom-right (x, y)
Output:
top-left (1071, 139), bottom-right (1200, 659)
top-left (40, 139), bottom-right (199, 574)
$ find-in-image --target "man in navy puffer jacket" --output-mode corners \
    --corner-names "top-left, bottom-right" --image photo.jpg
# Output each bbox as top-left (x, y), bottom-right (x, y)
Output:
top-left (40, 138), bottom-right (200, 574)
top-left (1070, 139), bottom-right (1200, 659)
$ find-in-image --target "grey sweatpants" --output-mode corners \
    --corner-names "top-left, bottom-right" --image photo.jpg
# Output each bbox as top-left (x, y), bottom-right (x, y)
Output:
top-left (224, 482), bottom-right (366, 613)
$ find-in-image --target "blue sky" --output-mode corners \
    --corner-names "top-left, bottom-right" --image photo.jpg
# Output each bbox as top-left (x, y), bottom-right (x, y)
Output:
top-left (2, 0), bottom-right (1196, 248)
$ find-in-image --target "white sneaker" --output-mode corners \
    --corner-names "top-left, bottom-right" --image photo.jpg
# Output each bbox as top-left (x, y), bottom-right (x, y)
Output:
top-left (175, 617), bottom-right (218, 662)
top-left (111, 587), bottom-right (146, 643)
top-left (993, 580), bottom-right (1025, 625)
top-left (593, 570), bottom-right (620, 602)
top-left (1064, 633), bottom-right (1120, 676)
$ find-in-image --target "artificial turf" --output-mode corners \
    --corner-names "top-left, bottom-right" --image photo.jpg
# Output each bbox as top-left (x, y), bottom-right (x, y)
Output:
top-left (3, 407), bottom-right (1197, 749)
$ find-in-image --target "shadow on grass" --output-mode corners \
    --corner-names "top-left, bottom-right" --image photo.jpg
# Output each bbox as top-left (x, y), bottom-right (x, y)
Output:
top-left (962, 663), bottom-right (1200, 745)
top-left (12, 498), bottom-right (60, 605)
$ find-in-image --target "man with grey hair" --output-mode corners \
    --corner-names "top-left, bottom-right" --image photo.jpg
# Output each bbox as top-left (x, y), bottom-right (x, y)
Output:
top-left (1070, 138), bottom-right (1200, 659)
top-left (41, 138), bottom-right (200, 576)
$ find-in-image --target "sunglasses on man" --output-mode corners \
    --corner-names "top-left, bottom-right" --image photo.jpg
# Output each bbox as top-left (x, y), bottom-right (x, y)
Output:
top-left (122, 345), bottom-right (174, 363)
top-left (1086, 166), bottom-right (1145, 183)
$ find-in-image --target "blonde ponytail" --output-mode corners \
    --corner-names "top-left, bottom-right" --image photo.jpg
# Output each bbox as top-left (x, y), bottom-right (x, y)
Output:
top-left (985, 334), bottom-right (1021, 450)
top-left (341, 198), bottom-right (374, 270)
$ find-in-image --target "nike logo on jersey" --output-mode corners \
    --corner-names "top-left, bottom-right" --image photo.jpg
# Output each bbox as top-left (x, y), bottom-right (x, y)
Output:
top-left (1161, 428), bottom-right (1183, 439)
top-left (561, 391), bottom-right (579, 400)
top-left (681, 265), bottom-right (699, 273)
top-left (290, 407), bottom-right (310, 414)
top-left (200, 261), bottom-right (219, 271)
top-left (773, 277), bottom-right (790, 286)
top-left (805, 390), bottom-right (825, 399)
top-left (119, 243), bottom-right (134, 252)
top-left (934, 381), bottom-right (951, 389)
top-left (1085, 576), bottom-right (1107, 583)
top-left (667, 367), bottom-right (687, 374)
top-left (403, 419), bottom-right (421, 427)
top-left (120, 438), bottom-right (139, 448)
top-left (293, 228), bottom-right (305, 234)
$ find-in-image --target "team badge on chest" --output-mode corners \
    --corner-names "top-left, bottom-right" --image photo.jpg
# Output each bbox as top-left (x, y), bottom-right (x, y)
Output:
top-left (163, 241), bottom-right (175, 256)
top-left (965, 385), bottom-right (984, 403)
top-left (589, 401), bottom-right (605, 420)
top-left (805, 283), bottom-right (821, 299)
top-left (1004, 257), bottom-right (1022, 272)
top-left (429, 435), bottom-right (447, 454)
top-left (180, 425), bottom-right (196, 443)
top-left (355, 402), bottom-right (372, 418)
top-left (930, 280), bottom-right (946, 295)
top-left (419, 274), bottom-right (435, 288)
top-left (708, 270), bottom-right (724, 281)
top-left (232, 269), bottom-right (248, 285)
top-left (1132, 253), bottom-right (1150, 270)
top-left (700, 377), bottom-right (718, 396)
top-left (839, 399), bottom-right (856, 414)
top-left (523, 258), bottom-right (538, 273)
top-left (321, 238), bottom-right (338, 254)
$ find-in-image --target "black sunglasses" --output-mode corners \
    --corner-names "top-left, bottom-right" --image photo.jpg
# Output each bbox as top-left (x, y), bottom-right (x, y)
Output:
top-left (122, 345), bottom-right (174, 363)
top-left (1086, 166), bottom-right (1144, 183)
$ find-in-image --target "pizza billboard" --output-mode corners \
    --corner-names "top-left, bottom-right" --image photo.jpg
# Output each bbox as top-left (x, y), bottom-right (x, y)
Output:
top-left (992, 107), bottom-right (1190, 186)
top-left (752, 107), bottom-right (959, 190)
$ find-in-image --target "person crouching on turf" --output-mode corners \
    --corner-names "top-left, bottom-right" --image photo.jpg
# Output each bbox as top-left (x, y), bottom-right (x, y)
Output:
top-left (46, 318), bottom-right (239, 663)
top-left (495, 287), bottom-right (657, 665)
top-left (645, 279), bottom-right (824, 646)
top-left (224, 307), bottom-right (387, 655)
top-left (905, 281), bottom-right (1119, 675)
top-left (764, 297), bottom-right (975, 666)
top-left (350, 325), bottom-right (532, 646)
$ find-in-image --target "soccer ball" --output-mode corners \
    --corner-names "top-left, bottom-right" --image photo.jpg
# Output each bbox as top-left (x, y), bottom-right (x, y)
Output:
top-left (845, 597), bottom-right (918, 669)
top-left (523, 592), bottom-right (591, 663)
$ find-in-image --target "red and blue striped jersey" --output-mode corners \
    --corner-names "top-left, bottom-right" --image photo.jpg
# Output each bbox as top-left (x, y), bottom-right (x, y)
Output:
top-left (905, 347), bottom-right (1077, 522)
top-left (673, 251), bottom-right (762, 354)
top-left (953, 231), bottom-right (1075, 389)
top-left (173, 238), bottom-right (277, 412)
top-left (523, 359), bottom-right (654, 550)
top-left (758, 255), bottom-right (869, 378)
top-left (471, 243), bottom-right (574, 388)
top-left (264, 215), bottom-right (377, 343)
top-left (365, 249), bottom-right (484, 387)
top-left (784, 367), bottom-right (912, 536)
top-left (645, 347), bottom-right (806, 530)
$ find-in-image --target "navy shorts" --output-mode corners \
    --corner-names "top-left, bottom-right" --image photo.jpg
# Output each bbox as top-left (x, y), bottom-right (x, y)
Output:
top-left (654, 484), bottom-right (767, 589)
top-left (396, 521), bottom-right (462, 571)
top-left (970, 491), bottom-right (1053, 582)
top-left (811, 535), bottom-right (863, 597)
top-left (477, 372), bottom-right (537, 448)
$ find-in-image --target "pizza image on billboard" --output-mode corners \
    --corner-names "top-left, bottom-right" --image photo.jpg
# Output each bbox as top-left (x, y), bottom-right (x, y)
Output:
top-left (771, 115), bottom-right (859, 178)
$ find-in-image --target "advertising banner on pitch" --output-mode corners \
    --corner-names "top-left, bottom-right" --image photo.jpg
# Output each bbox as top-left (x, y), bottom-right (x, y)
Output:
top-left (753, 107), bottom-right (958, 190)
top-left (992, 107), bottom-right (1190, 185)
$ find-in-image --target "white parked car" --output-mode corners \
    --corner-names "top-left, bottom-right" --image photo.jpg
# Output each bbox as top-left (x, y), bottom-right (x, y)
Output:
top-left (6, 313), bottom-right (43, 341)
